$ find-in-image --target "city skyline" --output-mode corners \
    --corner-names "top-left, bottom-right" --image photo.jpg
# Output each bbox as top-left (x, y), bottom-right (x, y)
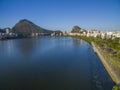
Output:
top-left (0, 0), bottom-right (120, 31)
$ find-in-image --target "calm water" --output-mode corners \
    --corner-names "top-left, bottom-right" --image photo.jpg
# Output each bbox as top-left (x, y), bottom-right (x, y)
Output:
top-left (0, 37), bottom-right (114, 90)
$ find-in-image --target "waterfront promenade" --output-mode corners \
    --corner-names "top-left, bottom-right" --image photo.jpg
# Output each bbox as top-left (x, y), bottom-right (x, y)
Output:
top-left (92, 42), bottom-right (120, 85)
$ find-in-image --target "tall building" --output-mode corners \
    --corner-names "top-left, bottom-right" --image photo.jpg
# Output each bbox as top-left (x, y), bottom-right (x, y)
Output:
top-left (6, 28), bottom-right (10, 34)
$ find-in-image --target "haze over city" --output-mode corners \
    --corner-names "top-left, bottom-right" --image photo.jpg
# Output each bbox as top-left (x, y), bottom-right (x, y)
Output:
top-left (0, 0), bottom-right (120, 31)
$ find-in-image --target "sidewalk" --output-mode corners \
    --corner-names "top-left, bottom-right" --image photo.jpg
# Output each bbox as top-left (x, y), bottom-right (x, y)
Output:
top-left (91, 42), bottom-right (120, 85)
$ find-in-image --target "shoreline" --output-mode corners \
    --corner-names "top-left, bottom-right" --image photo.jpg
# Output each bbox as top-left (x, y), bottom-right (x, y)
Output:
top-left (0, 36), bottom-right (65, 41)
top-left (91, 42), bottom-right (120, 85)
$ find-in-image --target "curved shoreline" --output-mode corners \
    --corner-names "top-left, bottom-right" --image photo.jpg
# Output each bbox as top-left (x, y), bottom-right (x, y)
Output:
top-left (91, 42), bottom-right (120, 85)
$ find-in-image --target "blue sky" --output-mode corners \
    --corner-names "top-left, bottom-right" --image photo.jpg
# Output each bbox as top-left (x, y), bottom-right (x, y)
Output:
top-left (0, 0), bottom-right (120, 31)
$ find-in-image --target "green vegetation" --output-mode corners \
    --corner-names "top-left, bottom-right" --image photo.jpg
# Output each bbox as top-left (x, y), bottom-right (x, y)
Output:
top-left (72, 36), bottom-right (120, 70)
top-left (73, 36), bottom-right (120, 50)
top-left (112, 85), bottom-right (120, 90)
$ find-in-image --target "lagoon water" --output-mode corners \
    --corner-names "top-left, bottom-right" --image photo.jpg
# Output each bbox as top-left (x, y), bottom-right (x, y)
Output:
top-left (0, 37), bottom-right (114, 90)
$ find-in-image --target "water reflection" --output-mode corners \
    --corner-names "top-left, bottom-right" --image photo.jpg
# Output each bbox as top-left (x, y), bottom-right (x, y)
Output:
top-left (0, 40), bottom-right (14, 57)
top-left (7, 40), bottom-right (13, 56)
top-left (72, 38), bottom-right (83, 46)
top-left (16, 38), bottom-right (38, 57)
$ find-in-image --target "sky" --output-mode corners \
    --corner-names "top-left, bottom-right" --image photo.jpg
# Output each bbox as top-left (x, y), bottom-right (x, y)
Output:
top-left (0, 0), bottom-right (120, 31)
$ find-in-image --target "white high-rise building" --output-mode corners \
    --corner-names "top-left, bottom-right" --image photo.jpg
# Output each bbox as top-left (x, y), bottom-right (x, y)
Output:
top-left (6, 28), bottom-right (10, 34)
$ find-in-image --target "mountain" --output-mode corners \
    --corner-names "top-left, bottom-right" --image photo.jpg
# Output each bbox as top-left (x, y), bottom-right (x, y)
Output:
top-left (12, 19), bottom-right (53, 36)
top-left (71, 26), bottom-right (81, 33)
top-left (71, 26), bottom-right (86, 33)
